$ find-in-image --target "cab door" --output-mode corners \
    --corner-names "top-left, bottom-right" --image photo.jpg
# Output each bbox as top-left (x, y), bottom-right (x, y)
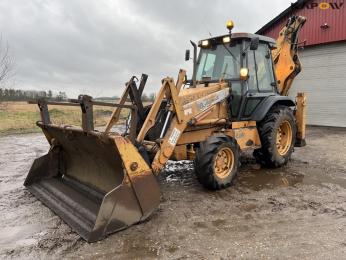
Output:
top-left (239, 43), bottom-right (276, 119)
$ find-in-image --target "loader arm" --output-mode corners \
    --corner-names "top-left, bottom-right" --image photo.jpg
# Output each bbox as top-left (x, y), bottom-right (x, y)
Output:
top-left (150, 84), bottom-right (230, 172)
top-left (137, 70), bottom-right (230, 173)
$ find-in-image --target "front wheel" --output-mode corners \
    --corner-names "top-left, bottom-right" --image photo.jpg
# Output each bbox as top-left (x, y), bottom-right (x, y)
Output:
top-left (254, 106), bottom-right (297, 167)
top-left (194, 135), bottom-right (240, 190)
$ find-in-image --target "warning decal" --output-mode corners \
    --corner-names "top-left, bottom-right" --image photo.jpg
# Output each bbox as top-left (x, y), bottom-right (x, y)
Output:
top-left (168, 127), bottom-right (181, 146)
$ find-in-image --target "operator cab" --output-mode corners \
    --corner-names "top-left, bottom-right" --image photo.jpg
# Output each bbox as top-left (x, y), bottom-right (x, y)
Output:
top-left (185, 22), bottom-right (278, 121)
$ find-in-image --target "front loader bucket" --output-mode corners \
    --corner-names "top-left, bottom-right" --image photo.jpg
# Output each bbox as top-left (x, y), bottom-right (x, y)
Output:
top-left (24, 124), bottom-right (160, 242)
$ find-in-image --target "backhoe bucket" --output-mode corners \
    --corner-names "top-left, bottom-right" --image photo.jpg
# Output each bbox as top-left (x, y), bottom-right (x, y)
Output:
top-left (24, 124), bottom-right (160, 242)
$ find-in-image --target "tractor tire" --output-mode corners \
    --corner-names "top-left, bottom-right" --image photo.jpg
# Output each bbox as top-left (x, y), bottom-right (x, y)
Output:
top-left (194, 135), bottom-right (240, 190)
top-left (254, 105), bottom-right (297, 168)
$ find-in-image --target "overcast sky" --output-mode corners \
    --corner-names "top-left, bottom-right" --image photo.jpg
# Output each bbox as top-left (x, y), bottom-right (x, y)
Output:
top-left (0, 0), bottom-right (293, 98)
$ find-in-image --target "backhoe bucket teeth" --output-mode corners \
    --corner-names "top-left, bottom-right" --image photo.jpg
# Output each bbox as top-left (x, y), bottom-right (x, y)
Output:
top-left (24, 124), bottom-right (160, 242)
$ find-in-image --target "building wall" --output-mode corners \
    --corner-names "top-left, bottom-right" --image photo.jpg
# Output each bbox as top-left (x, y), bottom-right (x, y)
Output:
top-left (260, 0), bottom-right (346, 46)
top-left (289, 41), bottom-right (346, 127)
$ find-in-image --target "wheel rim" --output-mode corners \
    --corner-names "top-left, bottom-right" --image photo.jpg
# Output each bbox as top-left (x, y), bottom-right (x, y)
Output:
top-left (214, 147), bottom-right (234, 178)
top-left (276, 120), bottom-right (292, 156)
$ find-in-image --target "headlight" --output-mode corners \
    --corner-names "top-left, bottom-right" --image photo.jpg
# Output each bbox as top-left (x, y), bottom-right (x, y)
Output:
top-left (201, 40), bottom-right (209, 47)
top-left (222, 36), bottom-right (231, 43)
top-left (240, 68), bottom-right (249, 81)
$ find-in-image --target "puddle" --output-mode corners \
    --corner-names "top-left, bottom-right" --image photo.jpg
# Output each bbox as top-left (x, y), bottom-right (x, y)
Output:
top-left (193, 221), bottom-right (208, 229)
top-left (237, 168), bottom-right (304, 191)
top-left (0, 224), bottom-right (43, 246)
top-left (166, 243), bottom-right (179, 253)
top-left (211, 219), bottom-right (227, 228)
top-left (162, 159), bottom-right (346, 192)
top-left (121, 238), bottom-right (159, 258)
top-left (238, 162), bottom-right (346, 191)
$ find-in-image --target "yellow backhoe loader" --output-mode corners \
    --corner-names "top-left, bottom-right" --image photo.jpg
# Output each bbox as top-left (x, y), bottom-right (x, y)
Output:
top-left (25, 16), bottom-right (307, 242)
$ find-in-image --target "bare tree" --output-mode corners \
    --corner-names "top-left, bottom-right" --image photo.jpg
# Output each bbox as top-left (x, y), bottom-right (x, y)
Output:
top-left (0, 36), bottom-right (14, 86)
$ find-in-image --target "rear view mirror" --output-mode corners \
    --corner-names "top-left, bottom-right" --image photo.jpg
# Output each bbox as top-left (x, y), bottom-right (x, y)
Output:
top-left (250, 37), bottom-right (259, 50)
top-left (185, 49), bottom-right (190, 61)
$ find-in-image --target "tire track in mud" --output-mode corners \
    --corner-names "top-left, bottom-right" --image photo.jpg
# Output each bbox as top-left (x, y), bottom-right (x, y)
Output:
top-left (1, 127), bottom-right (346, 259)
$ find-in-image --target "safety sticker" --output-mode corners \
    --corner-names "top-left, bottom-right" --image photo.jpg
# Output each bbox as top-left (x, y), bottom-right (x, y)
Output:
top-left (184, 108), bottom-right (192, 115)
top-left (168, 127), bottom-right (181, 146)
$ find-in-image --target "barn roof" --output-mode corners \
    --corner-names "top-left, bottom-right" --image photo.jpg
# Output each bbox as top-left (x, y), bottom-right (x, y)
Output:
top-left (256, 0), bottom-right (309, 34)
top-left (256, 0), bottom-right (346, 46)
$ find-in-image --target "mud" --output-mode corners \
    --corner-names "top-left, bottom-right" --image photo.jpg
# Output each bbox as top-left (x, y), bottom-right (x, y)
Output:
top-left (1, 127), bottom-right (346, 259)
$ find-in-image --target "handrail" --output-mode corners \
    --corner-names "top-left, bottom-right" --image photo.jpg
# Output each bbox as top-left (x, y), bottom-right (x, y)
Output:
top-left (28, 99), bottom-right (136, 109)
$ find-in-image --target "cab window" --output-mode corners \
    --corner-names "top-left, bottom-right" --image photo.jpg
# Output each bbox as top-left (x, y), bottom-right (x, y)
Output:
top-left (196, 52), bottom-right (216, 79)
top-left (255, 44), bottom-right (274, 92)
top-left (247, 43), bottom-right (274, 93)
top-left (196, 43), bottom-right (241, 81)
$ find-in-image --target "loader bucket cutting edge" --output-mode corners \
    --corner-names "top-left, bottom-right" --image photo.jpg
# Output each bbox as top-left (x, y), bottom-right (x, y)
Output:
top-left (24, 124), bottom-right (160, 242)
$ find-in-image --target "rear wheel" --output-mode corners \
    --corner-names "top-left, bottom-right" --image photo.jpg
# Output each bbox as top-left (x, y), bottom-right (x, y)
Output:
top-left (194, 135), bottom-right (240, 190)
top-left (254, 106), bottom-right (296, 167)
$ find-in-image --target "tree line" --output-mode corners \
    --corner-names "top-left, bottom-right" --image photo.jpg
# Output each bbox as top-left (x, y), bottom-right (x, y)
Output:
top-left (97, 92), bottom-right (156, 102)
top-left (0, 88), bottom-right (68, 101)
top-left (0, 87), bottom-right (156, 102)
top-left (141, 93), bottom-right (156, 102)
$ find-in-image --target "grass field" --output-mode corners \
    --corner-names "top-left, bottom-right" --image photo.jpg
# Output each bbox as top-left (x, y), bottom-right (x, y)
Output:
top-left (0, 101), bottom-right (132, 136)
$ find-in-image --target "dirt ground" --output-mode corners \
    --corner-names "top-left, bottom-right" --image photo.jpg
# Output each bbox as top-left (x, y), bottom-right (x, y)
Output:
top-left (1, 126), bottom-right (346, 259)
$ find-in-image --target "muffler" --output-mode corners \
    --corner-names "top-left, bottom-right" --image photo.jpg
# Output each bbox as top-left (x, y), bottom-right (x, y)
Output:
top-left (24, 124), bottom-right (160, 242)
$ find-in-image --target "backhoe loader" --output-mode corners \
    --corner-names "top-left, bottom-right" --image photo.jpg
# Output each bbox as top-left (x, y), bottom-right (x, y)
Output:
top-left (25, 16), bottom-right (307, 242)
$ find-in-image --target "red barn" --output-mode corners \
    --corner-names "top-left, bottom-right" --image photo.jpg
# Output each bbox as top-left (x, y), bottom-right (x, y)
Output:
top-left (257, 0), bottom-right (346, 127)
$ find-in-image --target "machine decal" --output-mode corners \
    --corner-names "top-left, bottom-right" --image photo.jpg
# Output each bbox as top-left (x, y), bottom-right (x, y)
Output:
top-left (196, 88), bottom-right (229, 112)
top-left (182, 88), bottom-right (229, 115)
top-left (184, 108), bottom-right (192, 116)
top-left (168, 127), bottom-right (181, 146)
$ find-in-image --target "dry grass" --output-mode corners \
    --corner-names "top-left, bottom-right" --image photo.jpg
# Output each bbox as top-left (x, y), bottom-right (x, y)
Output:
top-left (0, 101), bottom-right (132, 136)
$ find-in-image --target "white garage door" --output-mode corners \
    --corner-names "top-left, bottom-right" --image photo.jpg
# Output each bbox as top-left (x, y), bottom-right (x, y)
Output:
top-left (290, 41), bottom-right (346, 127)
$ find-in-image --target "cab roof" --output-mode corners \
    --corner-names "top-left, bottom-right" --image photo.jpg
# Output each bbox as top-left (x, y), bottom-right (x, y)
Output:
top-left (198, 32), bottom-right (276, 48)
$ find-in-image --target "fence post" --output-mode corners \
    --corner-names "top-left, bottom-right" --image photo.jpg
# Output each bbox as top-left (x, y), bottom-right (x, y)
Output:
top-left (79, 95), bottom-right (94, 132)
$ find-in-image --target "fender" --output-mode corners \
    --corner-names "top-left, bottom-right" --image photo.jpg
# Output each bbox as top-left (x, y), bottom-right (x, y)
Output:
top-left (251, 95), bottom-right (295, 122)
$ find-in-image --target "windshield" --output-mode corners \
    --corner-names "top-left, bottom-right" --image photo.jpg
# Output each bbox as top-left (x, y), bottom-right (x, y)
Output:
top-left (196, 43), bottom-right (241, 81)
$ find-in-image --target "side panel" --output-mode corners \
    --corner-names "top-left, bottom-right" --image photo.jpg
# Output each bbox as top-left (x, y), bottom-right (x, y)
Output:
top-left (226, 121), bottom-right (261, 150)
top-left (175, 121), bottom-right (261, 152)
top-left (250, 95), bottom-right (295, 122)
